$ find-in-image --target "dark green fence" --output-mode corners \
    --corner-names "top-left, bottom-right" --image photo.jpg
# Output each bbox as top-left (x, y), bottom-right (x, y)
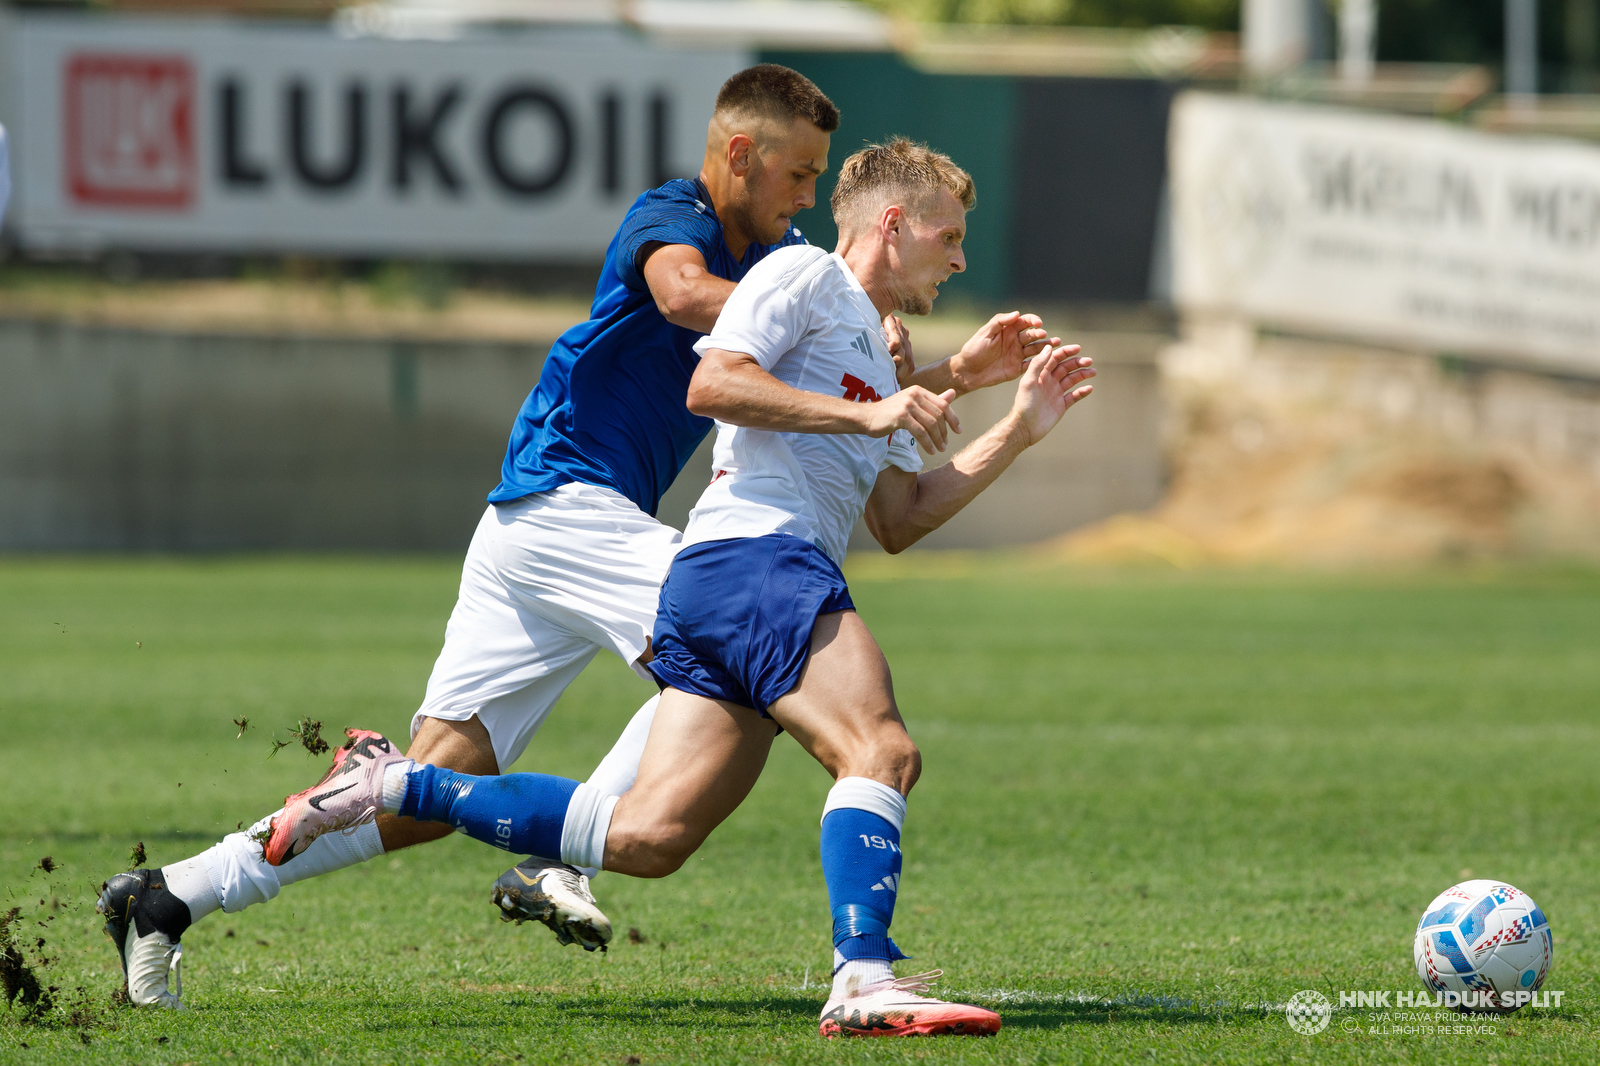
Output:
top-left (761, 51), bottom-right (1174, 308)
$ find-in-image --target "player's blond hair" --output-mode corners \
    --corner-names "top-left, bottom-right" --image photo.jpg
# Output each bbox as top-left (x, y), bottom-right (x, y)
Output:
top-left (830, 138), bottom-right (976, 235)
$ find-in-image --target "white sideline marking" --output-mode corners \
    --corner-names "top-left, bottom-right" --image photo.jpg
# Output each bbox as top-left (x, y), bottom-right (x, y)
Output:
top-left (787, 983), bottom-right (1300, 1014)
top-left (947, 989), bottom-right (1303, 1013)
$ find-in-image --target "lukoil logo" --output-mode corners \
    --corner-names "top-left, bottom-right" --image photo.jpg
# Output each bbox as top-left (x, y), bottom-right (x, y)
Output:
top-left (65, 53), bottom-right (196, 208)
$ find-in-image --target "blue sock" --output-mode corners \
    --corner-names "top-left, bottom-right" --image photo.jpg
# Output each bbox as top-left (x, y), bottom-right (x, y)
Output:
top-left (820, 783), bottom-right (908, 964)
top-left (399, 764), bottom-right (578, 858)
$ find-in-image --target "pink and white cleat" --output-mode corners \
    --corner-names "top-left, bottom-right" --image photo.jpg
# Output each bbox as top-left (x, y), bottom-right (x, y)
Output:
top-left (819, 970), bottom-right (1001, 1038)
top-left (262, 729), bottom-right (407, 866)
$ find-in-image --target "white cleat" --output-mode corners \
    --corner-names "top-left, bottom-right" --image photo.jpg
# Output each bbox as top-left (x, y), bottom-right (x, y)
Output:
top-left (125, 936), bottom-right (184, 1011)
top-left (819, 970), bottom-right (1001, 1038)
top-left (491, 857), bottom-right (613, 952)
top-left (97, 870), bottom-right (189, 1010)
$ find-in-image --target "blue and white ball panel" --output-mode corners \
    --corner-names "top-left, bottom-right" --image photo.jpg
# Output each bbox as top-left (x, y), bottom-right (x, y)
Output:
top-left (1413, 879), bottom-right (1551, 1012)
top-left (648, 533), bottom-right (854, 714)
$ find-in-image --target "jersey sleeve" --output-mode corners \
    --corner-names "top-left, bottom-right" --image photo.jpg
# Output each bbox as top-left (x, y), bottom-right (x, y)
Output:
top-left (882, 427), bottom-right (925, 474)
top-left (693, 248), bottom-right (824, 371)
top-left (614, 185), bottom-right (724, 293)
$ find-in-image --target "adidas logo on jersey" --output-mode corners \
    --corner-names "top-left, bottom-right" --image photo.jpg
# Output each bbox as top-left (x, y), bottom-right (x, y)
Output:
top-left (850, 331), bottom-right (874, 359)
top-left (870, 874), bottom-right (900, 893)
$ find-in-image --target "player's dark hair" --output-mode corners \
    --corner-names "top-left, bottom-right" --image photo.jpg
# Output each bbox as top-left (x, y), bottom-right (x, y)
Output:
top-left (830, 137), bottom-right (975, 232)
top-left (714, 64), bottom-right (840, 134)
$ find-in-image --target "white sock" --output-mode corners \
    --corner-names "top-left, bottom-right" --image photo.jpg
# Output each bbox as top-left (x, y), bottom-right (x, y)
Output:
top-left (559, 782), bottom-right (619, 872)
top-left (277, 820), bottom-right (385, 886)
top-left (195, 806), bottom-right (388, 915)
top-left (831, 954), bottom-right (894, 998)
top-left (380, 759), bottom-right (419, 814)
top-left (821, 777), bottom-right (906, 830)
top-left (161, 856), bottom-right (222, 922)
top-left (585, 694), bottom-right (658, 798)
top-left (565, 695), bottom-right (656, 877)
top-left (199, 813), bottom-right (284, 913)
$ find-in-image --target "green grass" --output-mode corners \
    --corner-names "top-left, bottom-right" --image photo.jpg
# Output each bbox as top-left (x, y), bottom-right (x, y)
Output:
top-left (2, 555), bottom-right (1599, 1063)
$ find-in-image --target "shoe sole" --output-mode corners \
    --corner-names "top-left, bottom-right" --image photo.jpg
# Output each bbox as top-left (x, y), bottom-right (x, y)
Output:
top-left (95, 881), bottom-right (133, 995)
top-left (820, 1016), bottom-right (1001, 1038)
top-left (490, 883), bottom-right (609, 952)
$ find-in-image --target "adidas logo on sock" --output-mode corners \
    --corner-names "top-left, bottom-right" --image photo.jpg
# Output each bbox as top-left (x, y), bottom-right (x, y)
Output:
top-left (870, 874), bottom-right (899, 893)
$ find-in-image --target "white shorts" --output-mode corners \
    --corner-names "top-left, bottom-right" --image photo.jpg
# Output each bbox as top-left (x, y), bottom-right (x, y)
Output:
top-left (412, 482), bottom-right (681, 771)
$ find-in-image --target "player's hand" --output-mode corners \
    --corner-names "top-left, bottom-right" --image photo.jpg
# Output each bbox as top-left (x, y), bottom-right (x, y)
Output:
top-left (861, 385), bottom-right (961, 454)
top-left (1010, 346), bottom-right (1093, 445)
top-left (884, 314), bottom-right (916, 386)
top-left (950, 311), bottom-right (1054, 393)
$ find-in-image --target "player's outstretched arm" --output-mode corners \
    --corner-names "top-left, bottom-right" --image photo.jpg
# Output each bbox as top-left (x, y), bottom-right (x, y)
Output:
top-left (641, 243), bottom-right (738, 334)
top-left (904, 312), bottom-right (1058, 397)
top-left (689, 347), bottom-right (964, 453)
top-left (864, 347), bottom-right (1094, 554)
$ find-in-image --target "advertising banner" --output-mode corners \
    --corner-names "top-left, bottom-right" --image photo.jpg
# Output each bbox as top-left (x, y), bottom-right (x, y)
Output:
top-left (9, 16), bottom-right (749, 258)
top-left (1170, 92), bottom-right (1600, 372)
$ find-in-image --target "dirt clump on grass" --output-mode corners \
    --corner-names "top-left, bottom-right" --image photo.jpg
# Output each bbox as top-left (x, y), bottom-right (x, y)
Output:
top-left (1, 863), bottom-right (108, 1036)
top-left (0, 907), bottom-right (47, 1016)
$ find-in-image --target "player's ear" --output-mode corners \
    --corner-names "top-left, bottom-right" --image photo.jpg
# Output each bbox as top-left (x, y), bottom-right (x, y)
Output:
top-left (727, 133), bottom-right (756, 177)
top-left (881, 205), bottom-right (902, 243)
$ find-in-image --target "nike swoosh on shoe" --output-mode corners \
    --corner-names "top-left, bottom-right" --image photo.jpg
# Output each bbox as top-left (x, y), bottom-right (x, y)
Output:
top-left (307, 783), bottom-right (358, 811)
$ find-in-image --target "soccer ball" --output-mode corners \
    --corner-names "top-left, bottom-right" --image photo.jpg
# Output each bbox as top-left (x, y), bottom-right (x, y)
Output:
top-left (1414, 879), bottom-right (1552, 1014)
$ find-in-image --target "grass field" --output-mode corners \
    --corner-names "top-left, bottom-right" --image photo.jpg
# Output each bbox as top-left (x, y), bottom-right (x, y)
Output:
top-left (2, 555), bottom-right (1598, 1063)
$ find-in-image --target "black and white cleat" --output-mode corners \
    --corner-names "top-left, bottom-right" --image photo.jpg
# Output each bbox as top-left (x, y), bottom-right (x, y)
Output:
top-left (491, 857), bottom-right (612, 952)
top-left (97, 869), bottom-right (192, 1009)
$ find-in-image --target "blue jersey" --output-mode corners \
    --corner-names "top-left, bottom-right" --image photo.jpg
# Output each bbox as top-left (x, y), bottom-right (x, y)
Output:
top-left (489, 178), bottom-right (807, 516)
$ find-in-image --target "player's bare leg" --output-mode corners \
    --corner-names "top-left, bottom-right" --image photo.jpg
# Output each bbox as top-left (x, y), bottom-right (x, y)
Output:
top-left (767, 611), bottom-right (1000, 1038)
top-left (379, 715), bottom-right (499, 851)
top-left (601, 694), bottom-right (780, 878)
top-left (767, 611), bottom-right (919, 795)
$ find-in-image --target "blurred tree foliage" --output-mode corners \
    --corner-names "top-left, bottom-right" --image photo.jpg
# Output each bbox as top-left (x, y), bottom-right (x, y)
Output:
top-left (873, 0), bottom-right (1593, 71)
top-left (1377, 0), bottom-right (1540, 64)
top-left (870, 0), bottom-right (1240, 31)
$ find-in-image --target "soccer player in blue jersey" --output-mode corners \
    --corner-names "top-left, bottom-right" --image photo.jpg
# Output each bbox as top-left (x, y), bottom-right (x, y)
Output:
top-left (262, 139), bottom-right (1095, 1037)
top-left (99, 67), bottom-right (1056, 1009)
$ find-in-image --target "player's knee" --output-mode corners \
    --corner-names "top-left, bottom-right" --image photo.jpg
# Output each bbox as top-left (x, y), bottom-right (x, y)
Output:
top-left (608, 820), bottom-right (699, 878)
top-left (857, 731), bottom-right (919, 797)
top-left (888, 735), bottom-right (921, 795)
top-left (899, 741), bottom-right (923, 795)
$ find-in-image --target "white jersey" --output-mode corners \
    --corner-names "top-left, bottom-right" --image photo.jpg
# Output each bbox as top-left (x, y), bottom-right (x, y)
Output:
top-left (685, 245), bottom-right (923, 565)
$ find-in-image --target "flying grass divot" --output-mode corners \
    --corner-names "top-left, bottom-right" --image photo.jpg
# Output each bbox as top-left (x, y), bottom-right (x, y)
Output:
top-left (0, 859), bottom-right (105, 1039)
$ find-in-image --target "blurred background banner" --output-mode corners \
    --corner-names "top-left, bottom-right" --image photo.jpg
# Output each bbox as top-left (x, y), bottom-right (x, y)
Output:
top-left (1170, 91), bottom-right (1600, 374)
top-left (7, 15), bottom-right (746, 257)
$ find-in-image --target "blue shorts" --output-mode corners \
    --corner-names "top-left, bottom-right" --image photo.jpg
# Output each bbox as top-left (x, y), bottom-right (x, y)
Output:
top-left (648, 534), bottom-right (855, 715)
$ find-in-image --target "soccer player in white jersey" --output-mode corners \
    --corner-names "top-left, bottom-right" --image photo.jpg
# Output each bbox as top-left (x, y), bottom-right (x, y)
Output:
top-left (95, 68), bottom-right (1059, 1009)
top-left (262, 138), bottom-right (1094, 1037)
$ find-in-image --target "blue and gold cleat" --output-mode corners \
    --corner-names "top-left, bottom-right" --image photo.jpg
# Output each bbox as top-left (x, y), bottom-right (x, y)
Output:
top-left (491, 858), bottom-right (612, 952)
